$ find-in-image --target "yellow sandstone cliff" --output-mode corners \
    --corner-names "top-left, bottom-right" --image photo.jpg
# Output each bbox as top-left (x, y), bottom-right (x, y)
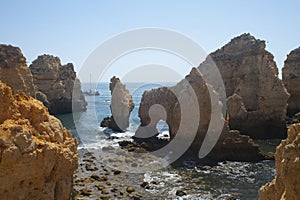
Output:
top-left (259, 123), bottom-right (300, 200)
top-left (0, 81), bottom-right (78, 199)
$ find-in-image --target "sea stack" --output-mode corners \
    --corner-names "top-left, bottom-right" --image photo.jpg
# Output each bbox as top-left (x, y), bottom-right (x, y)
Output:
top-left (282, 47), bottom-right (300, 116)
top-left (199, 33), bottom-right (289, 139)
top-left (30, 55), bottom-right (87, 114)
top-left (259, 123), bottom-right (300, 200)
top-left (0, 81), bottom-right (78, 199)
top-left (135, 68), bottom-right (265, 164)
top-left (101, 76), bottom-right (134, 132)
top-left (0, 44), bottom-right (37, 97)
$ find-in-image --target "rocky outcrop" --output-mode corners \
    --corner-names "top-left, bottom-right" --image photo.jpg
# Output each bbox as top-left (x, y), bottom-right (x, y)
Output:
top-left (0, 81), bottom-right (78, 199)
top-left (30, 55), bottom-right (87, 114)
top-left (135, 68), bottom-right (265, 164)
top-left (199, 33), bottom-right (289, 139)
top-left (101, 76), bottom-right (134, 132)
top-left (282, 47), bottom-right (300, 116)
top-left (0, 44), bottom-right (37, 97)
top-left (259, 123), bottom-right (300, 200)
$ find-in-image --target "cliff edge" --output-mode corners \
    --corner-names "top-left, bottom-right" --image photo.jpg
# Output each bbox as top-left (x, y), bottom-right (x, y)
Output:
top-left (282, 47), bottom-right (300, 116)
top-left (0, 44), bottom-right (37, 97)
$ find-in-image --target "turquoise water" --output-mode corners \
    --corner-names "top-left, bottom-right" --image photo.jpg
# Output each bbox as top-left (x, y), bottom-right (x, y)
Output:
top-left (56, 82), bottom-right (277, 199)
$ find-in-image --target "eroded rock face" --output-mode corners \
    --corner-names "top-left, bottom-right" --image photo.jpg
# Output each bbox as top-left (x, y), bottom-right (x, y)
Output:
top-left (199, 33), bottom-right (289, 139)
top-left (0, 81), bottom-right (78, 199)
top-left (282, 47), bottom-right (300, 116)
top-left (135, 68), bottom-right (265, 164)
top-left (0, 44), bottom-right (37, 97)
top-left (30, 55), bottom-right (87, 114)
top-left (259, 123), bottom-right (300, 200)
top-left (101, 76), bottom-right (134, 132)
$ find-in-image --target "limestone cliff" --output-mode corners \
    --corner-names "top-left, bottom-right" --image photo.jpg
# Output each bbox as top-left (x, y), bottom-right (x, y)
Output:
top-left (0, 44), bottom-right (37, 97)
top-left (30, 55), bottom-right (87, 114)
top-left (282, 47), bottom-right (300, 116)
top-left (0, 81), bottom-right (78, 199)
top-left (199, 33), bottom-right (289, 139)
top-left (101, 76), bottom-right (134, 132)
top-left (135, 68), bottom-right (265, 163)
top-left (259, 123), bottom-right (300, 200)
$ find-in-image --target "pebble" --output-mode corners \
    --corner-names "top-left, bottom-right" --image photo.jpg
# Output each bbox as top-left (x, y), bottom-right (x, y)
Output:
top-left (126, 186), bottom-right (135, 193)
top-left (102, 189), bottom-right (109, 194)
top-left (80, 188), bottom-right (92, 196)
top-left (85, 165), bottom-right (97, 171)
top-left (95, 184), bottom-right (105, 191)
top-left (91, 174), bottom-right (101, 181)
top-left (101, 176), bottom-right (108, 181)
top-left (113, 169), bottom-right (121, 175)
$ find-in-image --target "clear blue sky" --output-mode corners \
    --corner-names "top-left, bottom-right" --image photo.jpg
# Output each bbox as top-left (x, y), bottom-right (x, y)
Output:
top-left (1, 0), bottom-right (299, 81)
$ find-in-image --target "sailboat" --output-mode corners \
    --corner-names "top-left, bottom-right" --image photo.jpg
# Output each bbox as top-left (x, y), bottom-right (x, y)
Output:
top-left (83, 74), bottom-right (100, 96)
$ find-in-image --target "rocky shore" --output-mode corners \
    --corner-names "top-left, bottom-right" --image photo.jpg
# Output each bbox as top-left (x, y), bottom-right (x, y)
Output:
top-left (73, 149), bottom-right (146, 200)
top-left (1, 32), bottom-right (300, 199)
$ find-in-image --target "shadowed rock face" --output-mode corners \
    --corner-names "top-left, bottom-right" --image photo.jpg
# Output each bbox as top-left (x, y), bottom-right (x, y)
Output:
top-left (259, 123), bottom-right (300, 200)
top-left (0, 81), bottom-right (78, 199)
top-left (0, 44), bottom-right (37, 97)
top-left (101, 76), bottom-right (134, 132)
top-left (135, 68), bottom-right (265, 164)
top-left (30, 55), bottom-right (87, 114)
top-left (199, 33), bottom-right (289, 139)
top-left (282, 47), bottom-right (300, 116)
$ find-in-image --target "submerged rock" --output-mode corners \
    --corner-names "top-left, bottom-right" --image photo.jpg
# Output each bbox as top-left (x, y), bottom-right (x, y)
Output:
top-left (0, 81), bottom-right (78, 199)
top-left (259, 123), bottom-right (300, 199)
top-left (0, 44), bottom-right (37, 97)
top-left (135, 68), bottom-right (265, 164)
top-left (30, 55), bottom-right (87, 114)
top-left (282, 47), bottom-right (300, 116)
top-left (199, 33), bottom-right (289, 139)
top-left (101, 76), bottom-right (134, 132)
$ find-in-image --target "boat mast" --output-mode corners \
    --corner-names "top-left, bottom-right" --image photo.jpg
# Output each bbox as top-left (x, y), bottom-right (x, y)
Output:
top-left (90, 73), bottom-right (92, 90)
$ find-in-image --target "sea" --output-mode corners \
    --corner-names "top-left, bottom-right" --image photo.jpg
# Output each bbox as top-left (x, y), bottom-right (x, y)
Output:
top-left (56, 82), bottom-right (279, 199)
